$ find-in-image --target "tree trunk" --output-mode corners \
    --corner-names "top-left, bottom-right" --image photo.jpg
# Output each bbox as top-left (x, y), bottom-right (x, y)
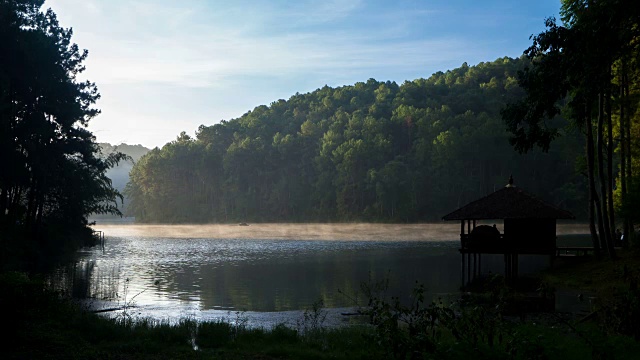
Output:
top-left (0, 187), bottom-right (7, 224)
top-left (606, 84), bottom-right (617, 257)
top-left (586, 111), bottom-right (601, 256)
top-left (624, 73), bottom-right (633, 242)
top-left (597, 92), bottom-right (614, 256)
top-left (625, 72), bottom-right (632, 181)
top-left (8, 186), bottom-right (22, 226)
top-left (26, 178), bottom-right (37, 228)
top-left (620, 71), bottom-right (630, 243)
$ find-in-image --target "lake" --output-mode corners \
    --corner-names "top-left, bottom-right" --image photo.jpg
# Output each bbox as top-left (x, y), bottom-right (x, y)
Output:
top-left (50, 223), bottom-right (590, 328)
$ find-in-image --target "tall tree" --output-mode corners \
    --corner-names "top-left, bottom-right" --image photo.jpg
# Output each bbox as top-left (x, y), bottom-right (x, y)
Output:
top-left (503, 0), bottom-right (640, 257)
top-left (0, 0), bottom-right (125, 267)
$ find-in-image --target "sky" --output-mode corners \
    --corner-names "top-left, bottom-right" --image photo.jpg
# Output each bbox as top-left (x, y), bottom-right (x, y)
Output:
top-left (45, 0), bottom-right (562, 149)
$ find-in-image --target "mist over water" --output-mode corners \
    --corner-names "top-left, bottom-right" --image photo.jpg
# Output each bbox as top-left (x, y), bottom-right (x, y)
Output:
top-left (90, 222), bottom-right (589, 241)
top-left (91, 222), bottom-right (461, 241)
top-left (57, 223), bottom-right (589, 327)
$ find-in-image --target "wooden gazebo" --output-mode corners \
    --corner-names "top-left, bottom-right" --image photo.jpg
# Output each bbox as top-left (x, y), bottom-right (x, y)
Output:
top-left (442, 176), bottom-right (575, 286)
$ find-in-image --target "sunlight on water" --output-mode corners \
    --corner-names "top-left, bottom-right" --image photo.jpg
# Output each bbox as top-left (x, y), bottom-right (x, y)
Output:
top-left (58, 223), bottom-right (589, 327)
top-left (90, 222), bottom-right (462, 241)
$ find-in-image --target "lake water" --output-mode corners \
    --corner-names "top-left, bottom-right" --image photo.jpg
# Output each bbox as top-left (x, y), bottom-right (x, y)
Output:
top-left (51, 223), bottom-right (590, 328)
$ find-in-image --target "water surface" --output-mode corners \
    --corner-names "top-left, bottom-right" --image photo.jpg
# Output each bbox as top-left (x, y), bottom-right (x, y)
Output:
top-left (54, 223), bottom-right (589, 327)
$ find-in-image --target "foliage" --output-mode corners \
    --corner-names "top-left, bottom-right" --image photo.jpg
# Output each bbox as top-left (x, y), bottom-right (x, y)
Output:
top-left (297, 297), bottom-right (328, 335)
top-left (6, 270), bottom-right (640, 359)
top-left (502, 0), bottom-right (640, 256)
top-left (597, 276), bottom-right (640, 340)
top-left (0, 0), bottom-right (126, 269)
top-left (358, 275), bottom-right (640, 359)
top-left (91, 142), bottom-right (150, 219)
top-left (361, 281), bottom-right (448, 358)
top-left (126, 58), bottom-right (585, 223)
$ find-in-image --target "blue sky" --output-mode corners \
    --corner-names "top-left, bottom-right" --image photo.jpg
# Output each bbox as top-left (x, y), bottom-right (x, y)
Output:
top-left (46, 0), bottom-right (561, 149)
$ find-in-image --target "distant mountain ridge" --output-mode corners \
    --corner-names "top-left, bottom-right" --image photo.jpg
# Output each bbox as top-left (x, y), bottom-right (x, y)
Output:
top-left (99, 143), bottom-right (150, 191)
top-left (99, 143), bottom-right (150, 163)
top-left (93, 143), bottom-right (150, 219)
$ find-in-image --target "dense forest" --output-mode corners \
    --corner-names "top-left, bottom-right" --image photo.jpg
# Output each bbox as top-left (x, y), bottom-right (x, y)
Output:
top-left (125, 57), bottom-right (587, 223)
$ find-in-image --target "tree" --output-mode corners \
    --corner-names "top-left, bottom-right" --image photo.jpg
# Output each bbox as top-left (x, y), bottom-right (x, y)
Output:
top-left (0, 0), bottom-right (125, 267)
top-left (502, 0), bottom-right (640, 257)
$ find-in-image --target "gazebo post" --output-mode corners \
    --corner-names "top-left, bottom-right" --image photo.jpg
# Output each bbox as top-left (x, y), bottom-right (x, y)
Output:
top-left (460, 220), bottom-right (465, 247)
top-left (460, 220), bottom-right (466, 287)
top-left (467, 252), bottom-right (471, 285)
top-left (473, 253), bottom-right (477, 280)
top-left (504, 254), bottom-right (507, 279)
top-left (504, 253), bottom-right (510, 280)
top-left (509, 254), bottom-right (512, 281)
top-left (461, 252), bottom-right (465, 287)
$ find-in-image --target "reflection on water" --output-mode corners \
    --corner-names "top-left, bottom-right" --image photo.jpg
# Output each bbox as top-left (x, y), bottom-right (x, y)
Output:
top-left (51, 223), bottom-right (589, 326)
top-left (65, 237), bottom-right (462, 311)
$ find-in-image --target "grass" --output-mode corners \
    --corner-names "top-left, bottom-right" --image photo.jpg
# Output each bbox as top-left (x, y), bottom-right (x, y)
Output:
top-left (1, 271), bottom-right (385, 359)
top-left (4, 249), bottom-right (640, 359)
top-left (542, 248), bottom-right (640, 296)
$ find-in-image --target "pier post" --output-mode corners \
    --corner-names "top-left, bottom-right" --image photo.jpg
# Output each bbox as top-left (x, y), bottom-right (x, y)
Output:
top-left (461, 252), bottom-right (465, 287)
top-left (473, 253), bottom-right (477, 280)
top-left (467, 252), bottom-right (471, 285)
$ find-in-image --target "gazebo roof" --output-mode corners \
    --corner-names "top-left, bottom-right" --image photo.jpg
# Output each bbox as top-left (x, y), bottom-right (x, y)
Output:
top-left (441, 179), bottom-right (575, 221)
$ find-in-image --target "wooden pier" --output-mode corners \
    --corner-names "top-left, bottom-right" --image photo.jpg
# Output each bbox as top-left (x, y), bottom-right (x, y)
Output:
top-left (555, 246), bottom-right (621, 257)
top-left (555, 246), bottom-right (595, 257)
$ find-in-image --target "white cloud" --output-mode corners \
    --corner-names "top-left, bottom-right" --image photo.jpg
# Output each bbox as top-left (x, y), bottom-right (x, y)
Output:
top-left (85, 25), bottom-right (472, 89)
top-left (48, 0), bottom-right (470, 88)
top-left (43, 0), bottom-right (521, 147)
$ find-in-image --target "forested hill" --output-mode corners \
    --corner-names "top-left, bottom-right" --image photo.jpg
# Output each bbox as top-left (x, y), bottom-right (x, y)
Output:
top-left (125, 57), bottom-right (585, 223)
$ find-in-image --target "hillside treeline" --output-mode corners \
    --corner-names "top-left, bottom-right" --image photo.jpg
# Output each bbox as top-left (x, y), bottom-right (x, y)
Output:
top-left (125, 57), bottom-right (585, 223)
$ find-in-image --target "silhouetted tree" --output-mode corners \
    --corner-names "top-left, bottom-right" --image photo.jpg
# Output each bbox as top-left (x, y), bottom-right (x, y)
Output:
top-left (0, 0), bottom-right (125, 267)
top-left (503, 0), bottom-right (640, 257)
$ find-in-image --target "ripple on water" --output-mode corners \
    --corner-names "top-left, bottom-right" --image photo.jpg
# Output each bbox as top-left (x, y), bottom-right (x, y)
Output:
top-left (56, 224), bottom-right (585, 327)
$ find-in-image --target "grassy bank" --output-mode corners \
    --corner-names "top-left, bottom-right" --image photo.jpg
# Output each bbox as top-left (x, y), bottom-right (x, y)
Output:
top-left (4, 251), bottom-right (640, 359)
top-left (543, 249), bottom-right (640, 294)
top-left (2, 271), bottom-right (382, 359)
